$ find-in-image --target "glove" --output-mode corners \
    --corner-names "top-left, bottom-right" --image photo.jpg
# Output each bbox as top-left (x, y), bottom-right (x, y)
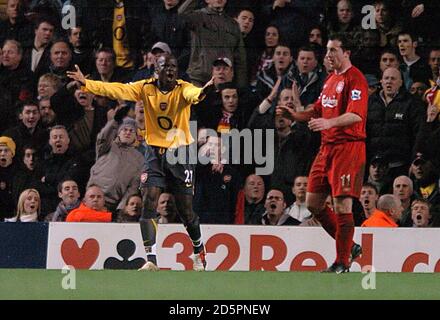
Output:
top-left (114, 105), bottom-right (130, 124)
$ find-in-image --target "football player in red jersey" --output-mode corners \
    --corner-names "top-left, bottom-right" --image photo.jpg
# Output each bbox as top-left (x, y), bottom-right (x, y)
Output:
top-left (277, 33), bottom-right (367, 273)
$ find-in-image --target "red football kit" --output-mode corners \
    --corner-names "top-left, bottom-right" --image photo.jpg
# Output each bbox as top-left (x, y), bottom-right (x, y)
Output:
top-left (307, 66), bottom-right (368, 198)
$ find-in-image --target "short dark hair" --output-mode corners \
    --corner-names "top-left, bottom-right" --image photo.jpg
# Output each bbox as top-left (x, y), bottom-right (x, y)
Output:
top-left (17, 100), bottom-right (39, 114)
top-left (95, 47), bottom-right (116, 62)
top-left (328, 33), bottom-right (353, 52)
top-left (362, 182), bottom-right (379, 194)
top-left (57, 178), bottom-right (78, 193)
top-left (398, 30), bottom-right (418, 43)
top-left (34, 16), bottom-right (56, 30)
top-left (218, 82), bottom-right (237, 93)
top-left (297, 45), bottom-right (317, 59)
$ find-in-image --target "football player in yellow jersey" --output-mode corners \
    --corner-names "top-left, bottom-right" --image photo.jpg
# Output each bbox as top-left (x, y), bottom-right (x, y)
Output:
top-left (68, 54), bottom-right (214, 271)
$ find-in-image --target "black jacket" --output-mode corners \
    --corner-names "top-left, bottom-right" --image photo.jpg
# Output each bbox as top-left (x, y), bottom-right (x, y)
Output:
top-left (2, 122), bottom-right (48, 159)
top-left (0, 162), bottom-right (17, 220)
top-left (366, 90), bottom-right (425, 166)
top-left (146, 2), bottom-right (191, 73)
top-left (34, 151), bottom-right (85, 216)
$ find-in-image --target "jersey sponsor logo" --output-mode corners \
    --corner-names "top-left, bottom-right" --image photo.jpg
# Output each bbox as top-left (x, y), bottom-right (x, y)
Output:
top-left (351, 89), bottom-right (362, 101)
top-left (336, 81), bottom-right (345, 93)
top-left (321, 95), bottom-right (338, 108)
top-left (160, 102), bottom-right (168, 111)
top-left (394, 113), bottom-right (404, 120)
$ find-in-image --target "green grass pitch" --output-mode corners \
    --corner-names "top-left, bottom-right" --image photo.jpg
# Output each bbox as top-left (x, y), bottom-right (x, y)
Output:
top-left (0, 269), bottom-right (439, 300)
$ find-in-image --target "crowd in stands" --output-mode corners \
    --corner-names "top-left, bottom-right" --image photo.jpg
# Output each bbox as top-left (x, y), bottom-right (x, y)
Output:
top-left (1, 0), bottom-right (440, 228)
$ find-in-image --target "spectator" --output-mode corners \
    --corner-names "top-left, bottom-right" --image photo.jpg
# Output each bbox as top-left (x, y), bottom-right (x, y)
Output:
top-left (91, 48), bottom-right (130, 83)
top-left (87, 115), bottom-right (144, 213)
top-left (116, 194), bottom-right (142, 223)
top-left (76, 0), bottom-right (149, 69)
top-left (286, 176), bottom-right (312, 223)
top-left (2, 100), bottom-right (48, 159)
top-left (256, 43), bottom-right (293, 101)
top-left (361, 194), bottom-right (403, 227)
top-left (279, 45), bottom-right (326, 107)
top-left (351, 30), bottom-right (381, 75)
top-left (366, 67), bottom-right (425, 180)
top-left (146, 0), bottom-right (191, 75)
top-left (0, 39), bottom-right (34, 106)
top-left (262, 0), bottom-right (319, 51)
top-left (373, 0), bottom-right (402, 47)
top-left (34, 125), bottom-right (84, 216)
top-left (397, 30), bottom-right (431, 90)
top-left (366, 154), bottom-right (392, 195)
top-left (37, 73), bottom-right (62, 100)
top-left (156, 192), bottom-right (180, 224)
top-left (414, 95), bottom-right (440, 172)
top-left (66, 185), bottom-right (112, 222)
top-left (0, 136), bottom-right (17, 221)
top-left (11, 145), bottom-right (40, 206)
top-left (357, 182), bottom-right (380, 226)
top-left (327, 0), bottom-right (361, 46)
top-left (410, 199), bottom-right (433, 227)
top-left (427, 47), bottom-right (440, 83)
top-left (0, 0), bottom-right (34, 46)
top-left (254, 25), bottom-right (280, 84)
top-left (365, 74), bottom-right (380, 97)
top-left (5, 188), bottom-right (40, 222)
top-left (379, 48), bottom-right (400, 74)
top-left (45, 179), bottom-right (81, 222)
top-left (180, 0), bottom-right (247, 87)
top-left (194, 135), bottom-right (241, 224)
top-left (234, 7), bottom-right (257, 83)
top-left (39, 39), bottom-right (74, 83)
top-left (38, 96), bottom-right (56, 129)
top-left (308, 25), bottom-right (326, 47)
top-left (132, 42), bottom-right (172, 82)
top-left (261, 189), bottom-right (300, 226)
top-left (393, 175), bottom-right (414, 226)
top-left (50, 81), bottom-right (107, 157)
top-left (234, 173), bottom-right (265, 224)
top-left (22, 17), bottom-right (55, 75)
top-left (67, 26), bottom-right (94, 75)
top-left (270, 88), bottom-right (314, 200)
top-left (409, 81), bottom-right (429, 99)
top-left (409, 152), bottom-right (440, 210)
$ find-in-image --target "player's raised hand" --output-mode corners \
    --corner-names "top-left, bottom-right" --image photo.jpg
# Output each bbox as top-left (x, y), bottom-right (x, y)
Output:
top-left (67, 65), bottom-right (86, 85)
top-left (308, 117), bottom-right (332, 131)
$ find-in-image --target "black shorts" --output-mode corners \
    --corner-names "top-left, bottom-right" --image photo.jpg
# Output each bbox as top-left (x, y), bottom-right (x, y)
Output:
top-left (140, 144), bottom-right (195, 195)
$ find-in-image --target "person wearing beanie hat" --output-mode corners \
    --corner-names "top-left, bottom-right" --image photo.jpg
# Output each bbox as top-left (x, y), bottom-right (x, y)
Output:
top-left (117, 117), bottom-right (137, 145)
top-left (0, 136), bottom-right (16, 159)
top-left (0, 136), bottom-right (17, 221)
top-left (87, 116), bottom-right (144, 214)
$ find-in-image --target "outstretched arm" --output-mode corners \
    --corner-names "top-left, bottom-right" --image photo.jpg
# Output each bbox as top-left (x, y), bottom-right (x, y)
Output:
top-left (276, 104), bottom-right (318, 122)
top-left (67, 65), bottom-right (143, 102)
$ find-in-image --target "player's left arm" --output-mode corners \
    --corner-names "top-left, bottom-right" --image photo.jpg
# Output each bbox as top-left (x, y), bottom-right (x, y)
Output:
top-left (182, 78), bottom-right (215, 104)
top-left (309, 74), bottom-right (367, 131)
top-left (309, 112), bottom-right (362, 131)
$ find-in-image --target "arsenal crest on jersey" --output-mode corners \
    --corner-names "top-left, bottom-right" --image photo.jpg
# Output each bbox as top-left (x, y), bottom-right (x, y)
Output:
top-left (160, 102), bottom-right (167, 111)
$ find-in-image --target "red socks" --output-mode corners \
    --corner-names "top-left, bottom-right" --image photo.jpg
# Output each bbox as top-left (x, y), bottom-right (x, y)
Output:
top-left (315, 206), bottom-right (337, 239)
top-left (315, 206), bottom-right (355, 267)
top-left (335, 213), bottom-right (355, 266)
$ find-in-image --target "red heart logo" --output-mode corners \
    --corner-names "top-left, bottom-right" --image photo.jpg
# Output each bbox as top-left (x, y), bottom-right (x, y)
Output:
top-left (61, 238), bottom-right (100, 269)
